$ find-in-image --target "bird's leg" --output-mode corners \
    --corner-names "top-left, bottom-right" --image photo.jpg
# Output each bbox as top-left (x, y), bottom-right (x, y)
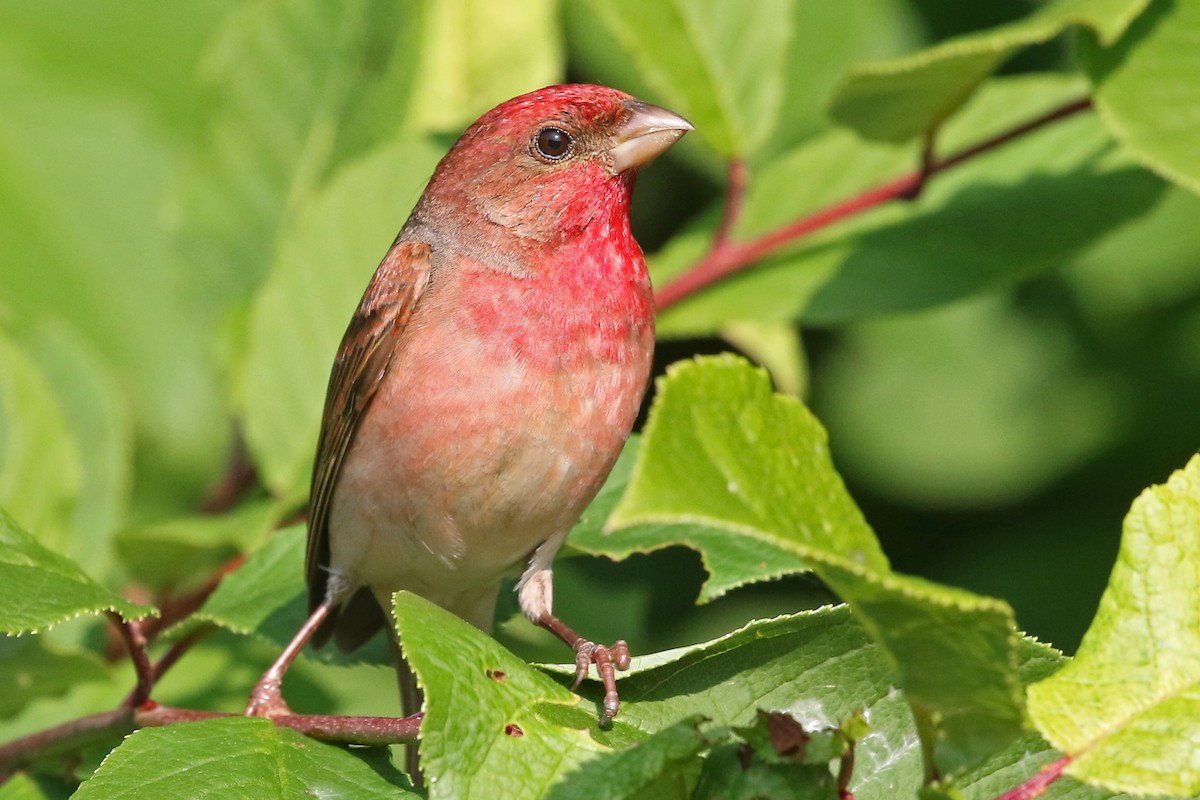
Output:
top-left (519, 540), bottom-right (631, 724)
top-left (244, 598), bottom-right (335, 718)
top-left (535, 610), bottom-right (631, 725)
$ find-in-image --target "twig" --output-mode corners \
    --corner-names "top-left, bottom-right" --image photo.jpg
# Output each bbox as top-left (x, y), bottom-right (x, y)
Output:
top-left (991, 755), bottom-right (1071, 800)
top-left (837, 738), bottom-right (856, 800)
top-left (106, 614), bottom-right (153, 709)
top-left (712, 159), bottom-right (748, 247)
top-left (120, 625), bottom-right (215, 709)
top-left (199, 436), bottom-right (258, 515)
top-left (0, 704), bottom-right (421, 774)
top-left (654, 96), bottom-right (1094, 311)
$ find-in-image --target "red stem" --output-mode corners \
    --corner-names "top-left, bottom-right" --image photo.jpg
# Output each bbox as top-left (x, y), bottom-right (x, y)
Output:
top-left (107, 614), bottom-right (153, 709)
top-left (991, 755), bottom-right (1071, 800)
top-left (712, 159), bottom-right (747, 247)
top-left (654, 96), bottom-right (1093, 312)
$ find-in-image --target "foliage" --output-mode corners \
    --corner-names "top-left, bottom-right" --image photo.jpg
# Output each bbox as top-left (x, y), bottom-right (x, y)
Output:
top-left (2, 0), bottom-right (1200, 797)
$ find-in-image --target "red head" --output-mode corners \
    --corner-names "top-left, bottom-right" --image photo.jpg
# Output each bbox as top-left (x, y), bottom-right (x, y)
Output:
top-left (406, 85), bottom-right (691, 265)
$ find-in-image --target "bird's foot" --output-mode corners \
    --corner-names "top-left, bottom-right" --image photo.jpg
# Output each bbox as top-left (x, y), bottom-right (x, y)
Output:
top-left (571, 638), bottom-right (631, 726)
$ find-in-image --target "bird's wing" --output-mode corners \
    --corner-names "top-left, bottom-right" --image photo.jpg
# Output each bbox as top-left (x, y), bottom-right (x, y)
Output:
top-left (305, 239), bottom-right (433, 622)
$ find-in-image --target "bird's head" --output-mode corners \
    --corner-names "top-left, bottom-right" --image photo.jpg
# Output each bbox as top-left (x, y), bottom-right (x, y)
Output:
top-left (412, 85), bottom-right (692, 256)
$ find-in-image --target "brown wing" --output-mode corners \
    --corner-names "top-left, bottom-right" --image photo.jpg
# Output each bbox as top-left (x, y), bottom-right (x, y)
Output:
top-left (304, 239), bottom-right (432, 646)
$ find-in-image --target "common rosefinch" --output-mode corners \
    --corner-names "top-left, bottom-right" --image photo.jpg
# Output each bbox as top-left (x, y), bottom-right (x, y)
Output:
top-left (246, 85), bottom-right (691, 736)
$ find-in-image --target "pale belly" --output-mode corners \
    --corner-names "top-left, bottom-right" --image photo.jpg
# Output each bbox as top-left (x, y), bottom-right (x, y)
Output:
top-left (326, 269), bottom-right (653, 628)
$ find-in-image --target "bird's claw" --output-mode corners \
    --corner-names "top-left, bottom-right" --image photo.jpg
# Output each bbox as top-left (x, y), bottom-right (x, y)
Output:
top-left (572, 638), bottom-right (631, 725)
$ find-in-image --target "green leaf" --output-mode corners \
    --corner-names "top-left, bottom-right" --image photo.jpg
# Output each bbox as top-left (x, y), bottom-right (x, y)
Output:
top-left (393, 592), bottom-right (614, 799)
top-left (568, 438), bottom-right (813, 604)
top-left (1082, 0), bottom-right (1200, 195)
top-left (172, 525), bottom-right (389, 666)
top-left (0, 773), bottom-right (71, 800)
top-left (0, 334), bottom-right (82, 553)
top-left (695, 739), bottom-right (837, 800)
top-left (12, 319), bottom-right (134, 578)
top-left (655, 75), bottom-right (1165, 335)
top-left (611, 356), bottom-right (1023, 774)
top-left (113, 501), bottom-right (280, 591)
top-left (1027, 454), bottom-right (1200, 796)
top-left (609, 357), bottom-right (885, 571)
top-left (71, 717), bottom-right (417, 799)
top-left (544, 717), bottom-right (710, 800)
top-left (720, 321), bottom-right (808, 397)
top-left (582, 0), bottom-right (795, 158)
top-left (407, 0), bottom-right (563, 133)
top-left (176, 0), bottom-right (426, 300)
top-left (0, 637), bottom-right (109, 719)
top-left (0, 508), bottom-right (154, 634)
top-left (827, 0), bottom-right (1149, 142)
top-left (0, 48), bottom-right (231, 506)
top-left (598, 608), bottom-right (925, 800)
top-left (235, 136), bottom-right (445, 495)
top-left (0, 0), bottom-right (234, 139)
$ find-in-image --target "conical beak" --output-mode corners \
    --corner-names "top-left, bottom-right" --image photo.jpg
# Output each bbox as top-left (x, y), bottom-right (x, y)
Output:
top-left (609, 100), bottom-right (693, 174)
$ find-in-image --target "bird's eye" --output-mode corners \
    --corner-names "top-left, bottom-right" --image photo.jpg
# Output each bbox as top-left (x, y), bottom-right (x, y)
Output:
top-left (534, 127), bottom-right (572, 160)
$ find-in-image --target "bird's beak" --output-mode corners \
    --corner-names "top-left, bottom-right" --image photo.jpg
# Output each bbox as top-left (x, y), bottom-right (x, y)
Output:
top-left (608, 100), bottom-right (693, 174)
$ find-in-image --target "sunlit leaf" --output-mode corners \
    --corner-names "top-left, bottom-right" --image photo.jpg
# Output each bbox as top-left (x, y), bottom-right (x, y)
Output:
top-left (1028, 455), bottom-right (1200, 796)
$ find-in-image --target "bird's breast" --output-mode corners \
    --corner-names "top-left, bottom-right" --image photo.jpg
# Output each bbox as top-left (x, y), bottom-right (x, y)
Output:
top-left (327, 236), bottom-right (654, 615)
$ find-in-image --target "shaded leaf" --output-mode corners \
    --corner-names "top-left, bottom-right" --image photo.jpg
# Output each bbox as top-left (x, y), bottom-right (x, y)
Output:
top-left (114, 501), bottom-right (280, 592)
top-left (0, 773), bottom-right (72, 800)
top-left (407, 0), bottom-right (563, 132)
top-left (0, 335), bottom-right (81, 552)
top-left (0, 637), bottom-right (109, 719)
top-left (828, 0), bottom-right (1149, 142)
top-left (582, 0), bottom-right (794, 158)
top-left (1082, 0), bottom-right (1200, 195)
top-left (13, 320), bottom-right (134, 577)
top-left (235, 136), bottom-right (445, 495)
top-left (171, 525), bottom-right (389, 666)
top-left (176, 0), bottom-right (426, 300)
top-left (0, 51), bottom-right (230, 505)
top-left (544, 716), bottom-right (710, 800)
top-left (655, 76), bottom-right (1165, 335)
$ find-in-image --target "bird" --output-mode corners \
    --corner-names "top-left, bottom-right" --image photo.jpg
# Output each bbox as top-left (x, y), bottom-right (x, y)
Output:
top-left (244, 84), bottom-right (691, 742)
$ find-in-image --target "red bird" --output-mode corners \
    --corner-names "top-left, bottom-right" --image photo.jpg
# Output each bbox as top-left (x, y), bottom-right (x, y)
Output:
top-left (246, 85), bottom-right (691, 733)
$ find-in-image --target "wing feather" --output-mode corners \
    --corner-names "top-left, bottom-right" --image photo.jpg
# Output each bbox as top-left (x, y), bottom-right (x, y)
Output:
top-left (304, 239), bottom-right (432, 643)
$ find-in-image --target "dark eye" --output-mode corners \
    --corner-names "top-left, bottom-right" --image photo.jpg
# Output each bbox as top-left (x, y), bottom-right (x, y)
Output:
top-left (534, 127), bottom-right (572, 160)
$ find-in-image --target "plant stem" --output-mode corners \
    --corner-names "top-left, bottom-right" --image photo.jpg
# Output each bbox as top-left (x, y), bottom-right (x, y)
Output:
top-left (653, 96), bottom-right (1093, 312)
top-left (0, 704), bottom-right (422, 775)
top-left (992, 755), bottom-right (1071, 800)
top-left (107, 614), bottom-right (153, 709)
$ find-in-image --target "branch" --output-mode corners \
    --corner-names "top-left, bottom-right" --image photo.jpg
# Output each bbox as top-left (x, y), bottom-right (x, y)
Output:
top-left (0, 703), bottom-right (421, 775)
top-left (106, 613), bottom-right (153, 709)
top-left (992, 755), bottom-right (1071, 800)
top-left (654, 96), bottom-right (1094, 312)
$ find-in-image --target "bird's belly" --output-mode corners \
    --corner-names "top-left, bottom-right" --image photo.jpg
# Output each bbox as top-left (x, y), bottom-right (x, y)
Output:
top-left (327, 306), bottom-right (651, 623)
